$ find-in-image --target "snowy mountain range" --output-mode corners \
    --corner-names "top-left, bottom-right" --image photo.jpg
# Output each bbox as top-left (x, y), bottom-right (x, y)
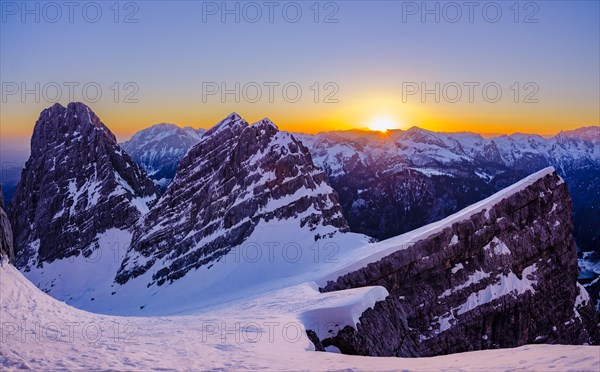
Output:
top-left (121, 123), bottom-right (599, 250)
top-left (295, 126), bottom-right (599, 244)
top-left (2, 103), bottom-right (599, 369)
top-left (295, 126), bottom-right (600, 308)
top-left (8, 104), bottom-right (370, 314)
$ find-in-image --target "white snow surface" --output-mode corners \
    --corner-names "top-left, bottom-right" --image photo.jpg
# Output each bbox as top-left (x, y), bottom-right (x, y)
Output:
top-left (2, 264), bottom-right (599, 371)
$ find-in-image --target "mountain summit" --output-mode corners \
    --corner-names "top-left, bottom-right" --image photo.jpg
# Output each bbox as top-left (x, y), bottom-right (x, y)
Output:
top-left (116, 113), bottom-right (352, 288)
top-left (9, 102), bottom-right (160, 270)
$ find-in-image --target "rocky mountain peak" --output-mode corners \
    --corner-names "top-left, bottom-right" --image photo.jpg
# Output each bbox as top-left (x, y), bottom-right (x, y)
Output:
top-left (9, 103), bottom-right (160, 269)
top-left (32, 102), bottom-right (116, 154)
top-left (556, 126), bottom-right (600, 143)
top-left (116, 113), bottom-right (350, 287)
top-left (253, 118), bottom-right (278, 130)
top-left (203, 112), bottom-right (246, 138)
top-left (399, 126), bottom-right (448, 148)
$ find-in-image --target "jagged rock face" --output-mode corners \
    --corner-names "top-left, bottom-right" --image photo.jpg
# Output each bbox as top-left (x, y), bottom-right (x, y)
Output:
top-left (8, 102), bottom-right (160, 269)
top-left (116, 114), bottom-right (349, 286)
top-left (121, 123), bottom-right (205, 191)
top-left (0, 185), bottom-right (15, 262)
top-left (317, 170), bottom-right (600, 357)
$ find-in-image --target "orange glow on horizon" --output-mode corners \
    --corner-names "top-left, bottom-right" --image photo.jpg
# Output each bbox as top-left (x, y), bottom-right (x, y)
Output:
top-left (0, 98), bottom-right (597, 143)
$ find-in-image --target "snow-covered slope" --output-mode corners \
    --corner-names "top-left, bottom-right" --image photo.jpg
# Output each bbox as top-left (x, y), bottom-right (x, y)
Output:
top-left (121, 123), bottom-right (205, 190)
top-left (2, 257), bottom-right (599, 370)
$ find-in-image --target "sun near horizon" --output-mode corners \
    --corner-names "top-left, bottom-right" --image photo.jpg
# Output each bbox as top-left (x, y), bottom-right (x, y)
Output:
top-left (367, 115), bottom-right (403, 132)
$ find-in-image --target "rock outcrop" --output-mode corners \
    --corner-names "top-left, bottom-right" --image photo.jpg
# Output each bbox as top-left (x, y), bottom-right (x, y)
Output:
top-left (315, 168), bottom-right (599, 356)
top-left (0, 185), bottom-right (15, 262)
top-left (116, 114), bottom-right (350, 286)
top-left (9, 102), bottom-right (160, 270)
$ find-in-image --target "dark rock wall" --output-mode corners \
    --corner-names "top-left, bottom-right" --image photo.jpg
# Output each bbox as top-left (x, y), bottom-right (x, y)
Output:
top-left (8, 103), bottom-right (160, 269)
top-left (0, 185), bottom-right (15, 262)
top-left (318, 171), bottom-right (599, 357)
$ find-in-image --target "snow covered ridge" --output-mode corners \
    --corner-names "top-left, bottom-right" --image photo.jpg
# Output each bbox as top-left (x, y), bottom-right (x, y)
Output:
top-left (315, 167), bottom-right (600, 356)
top-left (2, 264), bottom-right (599, 371)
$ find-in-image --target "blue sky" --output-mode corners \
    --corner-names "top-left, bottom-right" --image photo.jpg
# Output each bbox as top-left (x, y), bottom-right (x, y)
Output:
top-left (1, 0), bottom-right (599, 152)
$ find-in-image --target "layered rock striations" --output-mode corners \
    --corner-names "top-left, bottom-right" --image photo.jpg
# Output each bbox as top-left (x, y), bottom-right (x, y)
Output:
top-left (316, 168), bottom-right (599, 356)
top-left (116, 114), bottom-right (349, 286)
top-left (9, 102), bottom-right (160, 270)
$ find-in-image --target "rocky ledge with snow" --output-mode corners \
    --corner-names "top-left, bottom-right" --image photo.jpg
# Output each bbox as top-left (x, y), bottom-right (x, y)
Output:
top-left (313, 167), bottom-right (599, 356)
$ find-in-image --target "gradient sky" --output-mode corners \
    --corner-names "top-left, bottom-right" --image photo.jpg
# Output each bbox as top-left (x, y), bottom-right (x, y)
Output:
top-left (1, 0), bottom-right (599, 156)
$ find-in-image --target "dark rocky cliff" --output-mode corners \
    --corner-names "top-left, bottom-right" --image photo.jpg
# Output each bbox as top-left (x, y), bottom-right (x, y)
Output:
top-left (0, 185), bottom-right (15, 262)
top-left (316, 169), bottom-right (599, 356)
top-left (9, 102), bottom-right (160, 270)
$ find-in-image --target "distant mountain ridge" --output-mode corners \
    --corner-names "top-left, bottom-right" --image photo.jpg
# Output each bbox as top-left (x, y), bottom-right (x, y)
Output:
top-left (120, 123), bottom-right (206, 191)
top-left (294, 125), bottom-right (599, 240)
